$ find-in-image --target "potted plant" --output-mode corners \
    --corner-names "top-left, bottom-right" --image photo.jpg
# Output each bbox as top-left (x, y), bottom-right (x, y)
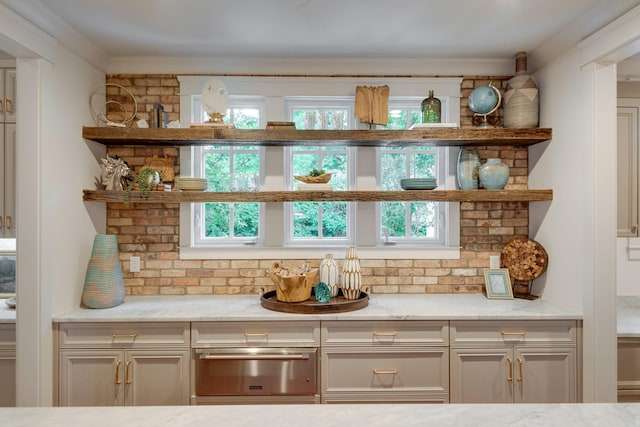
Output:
top-left (124, 167), bottom-right (163, 206)
top-left (294, 168), bottom-right (332, 184)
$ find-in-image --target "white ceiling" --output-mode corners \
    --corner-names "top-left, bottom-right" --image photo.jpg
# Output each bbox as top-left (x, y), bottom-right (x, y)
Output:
top-left (2, 0), bottom-right (639, 61)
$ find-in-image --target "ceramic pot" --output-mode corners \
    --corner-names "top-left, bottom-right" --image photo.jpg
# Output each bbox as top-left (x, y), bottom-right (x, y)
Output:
top-left (479, 158), bottom-right (510, 190)
top-left (457, 147), bottom-right (481, 189)
top-left (81, 234), bottom-right (126, 309)
top-left (341, 247), bottom-right (362, 300)
top-left (504, 52), bottom-right (539, 128)
top-left (320, 253), bottom-right (340, 297)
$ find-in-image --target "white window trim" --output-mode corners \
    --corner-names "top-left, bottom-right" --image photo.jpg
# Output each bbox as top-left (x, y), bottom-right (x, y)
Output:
top-left (177, 75), bottom-right (462, 260)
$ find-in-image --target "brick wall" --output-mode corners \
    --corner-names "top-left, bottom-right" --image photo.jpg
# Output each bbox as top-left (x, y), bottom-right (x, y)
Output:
top-left (105, 74), bottom-right (527, 296)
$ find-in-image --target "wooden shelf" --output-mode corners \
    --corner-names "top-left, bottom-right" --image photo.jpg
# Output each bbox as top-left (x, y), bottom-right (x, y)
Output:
top-left (82, 126), bottom-right (552, 147)
top-left (83, 189), bottom-right (553, 203)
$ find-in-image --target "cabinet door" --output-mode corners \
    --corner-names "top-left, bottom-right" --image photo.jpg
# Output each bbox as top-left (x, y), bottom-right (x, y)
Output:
top-left (450, 347), bottom-right (512, 403)
top-left (124, 349), bottom-right (190, 406)
top-left (0, 349), bottom-right (15, 406)
top-left (3, 123), bottom-right (15, 238)
top-left (513, 347), bottom-right (576, 403)
top-left (3, 69), bottom-right (16, 123)
top-left (618, 104), bottom-right (639, 237)
top-left (59, 350), bottom-right (124, 406)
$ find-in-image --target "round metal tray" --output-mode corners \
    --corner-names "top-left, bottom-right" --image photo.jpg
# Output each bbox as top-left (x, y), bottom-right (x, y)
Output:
top-left (260, 288), bottom-right (369, 314)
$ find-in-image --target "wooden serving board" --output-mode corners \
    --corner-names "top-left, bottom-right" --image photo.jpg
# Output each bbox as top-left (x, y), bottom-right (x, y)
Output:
top-left (260, 289), bottom-right (369, 314)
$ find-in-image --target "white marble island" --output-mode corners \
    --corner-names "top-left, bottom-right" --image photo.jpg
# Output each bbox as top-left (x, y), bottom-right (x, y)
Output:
top-left (1, 403), bottom-right (639, 427)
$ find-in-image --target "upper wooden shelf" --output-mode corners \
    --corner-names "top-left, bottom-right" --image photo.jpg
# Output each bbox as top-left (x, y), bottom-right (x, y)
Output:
top-left (82, 126), bottom-right (552, 147)
top-left (82, 189), bottom-right (553, 204)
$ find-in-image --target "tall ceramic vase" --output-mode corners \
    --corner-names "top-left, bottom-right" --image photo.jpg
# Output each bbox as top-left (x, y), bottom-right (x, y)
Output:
top-left (456, 147), bottom-right (481, 189)
top-left (320, 253), bottom-right (340, 297)
top-left (81, 234), bottom-right (126, 309)
top-left (503, 52), bottom-right (539, 128)
top-left (341, 247), bottom-right (362, 300)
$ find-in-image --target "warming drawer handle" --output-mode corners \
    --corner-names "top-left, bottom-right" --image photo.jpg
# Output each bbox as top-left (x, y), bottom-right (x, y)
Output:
top-left (500, 331), bottom-right (526, 337)
top-left (243, 332), bottom-right (269, 337)
top-left (373, 369), bottom-right (398, 375)
top-left (372, 331), bottom-right (397, 337)
top-left (112, 333), bottom-right (138, 339)
top-left (199, 353), bottom-right (309, 361)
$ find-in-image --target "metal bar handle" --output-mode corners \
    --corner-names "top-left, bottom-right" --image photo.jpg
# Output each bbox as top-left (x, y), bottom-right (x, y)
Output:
top-left (125, 360), bottom-right (132, 384)
top-left (500, 331), bottom-right (526, 336)
top-left (373, 369), bottom-right (398, 375)
top-left (0, 99), bottom-right (3, 113)
top-left (517, 357), bottom-right (523, 382)
top-left (243, 332), bottom-right (268, 337)
top-left (112, 333), bottom-right (138, 339)
top-left (5, 216), bottom-right (11, 230)
top-left (507, 358), bottom-right (513, 382)
top-left (5, 99), bottom-right (11, 114)
top-left (199, 353), bottom-right (308, 361)
top-left (115, 360), bottom-right (121, 385)
top-left (372, 331), bottom-right (397, 337)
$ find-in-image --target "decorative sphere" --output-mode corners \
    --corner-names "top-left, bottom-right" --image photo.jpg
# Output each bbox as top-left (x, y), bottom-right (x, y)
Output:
top-left (468, 85), bottom-right (500, 115)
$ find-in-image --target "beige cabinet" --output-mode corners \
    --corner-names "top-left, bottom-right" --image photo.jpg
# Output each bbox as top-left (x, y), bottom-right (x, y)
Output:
top-left (450, 320), bottom-right (578, 403)
top-left (618, 338), bottom-right (640, 402)
top-left (321, 320), bottom-right (449, 403)
top-left (0, 324), bottom-right (15, 406)
top-left (618, 100), bottom-right (640, 236)
top-left (0, 123), bottom-right (15, 238)
top-left (0, 69), bottom-right (16, 124)
top-left (57, 322), bottom-right (190, 406)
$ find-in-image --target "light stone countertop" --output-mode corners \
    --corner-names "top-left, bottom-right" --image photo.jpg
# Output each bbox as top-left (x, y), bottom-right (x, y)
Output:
top-left (617, 296), bottom-right (640, 337)
top-left (0, 299), bottom-right (15, 323)
top-left (0, 403), bottom-right (638, 427)
top-left (52, 293), bottom-right (581, 323)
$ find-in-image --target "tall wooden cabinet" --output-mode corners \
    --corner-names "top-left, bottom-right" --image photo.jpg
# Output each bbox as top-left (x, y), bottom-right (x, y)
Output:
top-left (0, 323), bottom-right (15, 406)
top-left (449, 320), bottom-right (578, 403)
top-left (618, 100), bottom-right (640, 236)
top-left (0, 68), bottom-right (15, 239)
top-left (57, 322), bottom-right (190, 406)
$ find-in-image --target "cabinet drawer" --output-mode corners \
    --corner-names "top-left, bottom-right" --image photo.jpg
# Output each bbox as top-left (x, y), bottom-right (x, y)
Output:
top-left (450, 320), bottom-right (576, 347)
top-left (192, 321), bottom-right (320, 347)
top-left (322, 321), bottom-right (448, 347)
top-left (0, 324), bottom-right (15, 348)
top-left (321, 347), bottom-right (449, 396)
top-left (618, 339), bottom-right (640, 388)
top-left (58, 322), bottom-right (190, 348)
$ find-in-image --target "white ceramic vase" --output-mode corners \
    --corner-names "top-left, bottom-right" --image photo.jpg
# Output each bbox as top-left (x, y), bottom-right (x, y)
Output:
top-left (341, 247), bottom-right (362, 300)
top-left (320, 253), bottom-right (340, 297)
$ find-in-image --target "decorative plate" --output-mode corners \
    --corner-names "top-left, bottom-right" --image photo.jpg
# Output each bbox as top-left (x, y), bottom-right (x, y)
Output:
top-left (501, 237), bottom-right (548, 282)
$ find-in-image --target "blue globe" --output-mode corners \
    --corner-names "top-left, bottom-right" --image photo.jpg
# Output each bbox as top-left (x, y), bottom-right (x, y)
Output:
top-left (468, 85), bottom-right (500, 115)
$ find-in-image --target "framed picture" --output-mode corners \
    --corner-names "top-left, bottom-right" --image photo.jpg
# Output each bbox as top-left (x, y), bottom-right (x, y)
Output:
top-left (484, 268), bottom-right (513, 299)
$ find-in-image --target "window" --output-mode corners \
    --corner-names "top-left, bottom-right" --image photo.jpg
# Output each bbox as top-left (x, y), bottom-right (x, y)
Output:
top-left (178, 76), bottom-right (461, 260)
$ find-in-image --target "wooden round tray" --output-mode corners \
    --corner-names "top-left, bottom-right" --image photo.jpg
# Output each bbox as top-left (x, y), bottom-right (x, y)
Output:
top-left (261, 288), bottom-right (369, 314)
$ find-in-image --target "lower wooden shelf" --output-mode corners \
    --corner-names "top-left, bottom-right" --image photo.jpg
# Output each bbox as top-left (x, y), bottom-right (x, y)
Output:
top-left (82, 189), bottom-right (553, 203)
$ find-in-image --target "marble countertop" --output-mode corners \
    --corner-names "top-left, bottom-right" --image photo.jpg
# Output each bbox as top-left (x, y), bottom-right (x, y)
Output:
top-left (53, 293), bottom-right (581, 323)
top-left (618, 296), bottom-right (640, 337)
top-left (0, 299), bottom-right (15, 323)
top-left (1, 403), bottom-right (638, 427)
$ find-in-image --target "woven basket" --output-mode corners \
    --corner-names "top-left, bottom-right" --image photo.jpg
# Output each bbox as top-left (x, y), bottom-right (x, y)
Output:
top-left (293, 173), bottom-right (332, 184)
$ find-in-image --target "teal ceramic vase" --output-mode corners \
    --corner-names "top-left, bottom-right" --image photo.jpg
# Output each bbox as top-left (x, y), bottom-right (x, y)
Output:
top-left (81, 234), bottom-right (125, 309)
top-left (479, 158), bottom-right (510, 190)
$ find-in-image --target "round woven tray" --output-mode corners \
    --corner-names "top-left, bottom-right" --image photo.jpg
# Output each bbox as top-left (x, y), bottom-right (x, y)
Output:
top-left (501, 237), bottom-right (548, 282)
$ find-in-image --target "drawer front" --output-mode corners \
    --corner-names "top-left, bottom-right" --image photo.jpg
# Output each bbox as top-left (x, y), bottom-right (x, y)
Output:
top-left (0, 324), bottom-right (15, 348)
top-left (322, 321), bottom-right (448, 347)
top-left (192, 321), bottom-right (320, 347)
top-left (618, 339), bottom-right (640, 387)
top-left (322, 347), bottom-right (449, 395)
top-left (58, 322), bottom-right (190, 348)
top-left (450, 320), bottom-right (576, 347)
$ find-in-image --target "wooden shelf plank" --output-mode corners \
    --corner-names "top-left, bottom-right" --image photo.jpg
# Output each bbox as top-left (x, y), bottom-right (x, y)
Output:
top-left (83, 189), bottom-right (553, 203)
top-left (82, 127), bottom-right (552, 147)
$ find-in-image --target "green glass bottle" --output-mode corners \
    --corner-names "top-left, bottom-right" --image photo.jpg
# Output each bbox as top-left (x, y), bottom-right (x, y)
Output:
top-left (421, 90), bottom-right (441, 123)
